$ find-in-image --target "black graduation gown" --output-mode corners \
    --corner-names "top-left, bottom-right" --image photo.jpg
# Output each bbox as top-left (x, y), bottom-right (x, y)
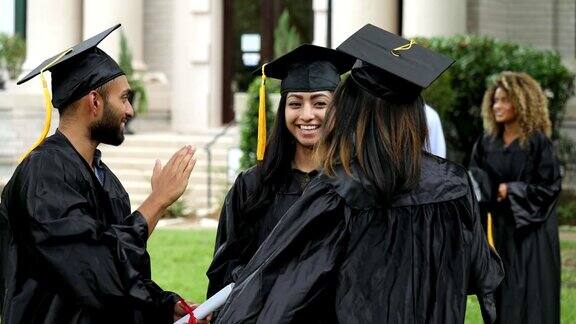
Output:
top-left (470, 132), bottom-right (562, 324)
top-left (0, 131), bottom-right (177, 324)
top-left (215, 154), bottom-right (504, 324)
top-left (206, 167), bottom-right (317, 298)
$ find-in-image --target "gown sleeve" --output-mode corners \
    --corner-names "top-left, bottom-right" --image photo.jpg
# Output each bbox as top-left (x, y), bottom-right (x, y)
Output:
top-left (0, 196), bottom-right (11, 314)
top-left (506, 135), bottom-right (562, 228)
top-left (469, 137), bottom-right (484, 170)
top-left (215, 183), bottom-right (348, 324)
top-left (206, 172), bottom-right (255, 298)
top-left (469, 136), bottom-right (494, 203)
top-left (464, 185), bottom-right (505, 323)
top-left (8, 151), bottom-right (175, 319)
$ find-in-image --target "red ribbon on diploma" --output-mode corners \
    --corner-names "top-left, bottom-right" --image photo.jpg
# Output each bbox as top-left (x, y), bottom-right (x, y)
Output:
top-left (178, 298), bottom-right (197, 324)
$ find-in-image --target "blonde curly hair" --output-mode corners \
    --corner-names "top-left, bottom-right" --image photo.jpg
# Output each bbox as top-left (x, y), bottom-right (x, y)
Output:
top-left (481, 71), bottom-right (551, 144)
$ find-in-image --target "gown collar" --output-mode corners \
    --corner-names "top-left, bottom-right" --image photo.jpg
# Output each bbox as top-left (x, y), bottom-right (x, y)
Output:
top-left (320, 153), bottom-right (470, 209)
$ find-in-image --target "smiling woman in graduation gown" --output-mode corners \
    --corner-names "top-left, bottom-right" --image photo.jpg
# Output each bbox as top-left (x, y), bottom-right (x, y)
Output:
top-left (470, 72), bottom-right (562, 324)
top-left (214, 24), bottom-right (504, 324)
top-left (206, 45), bottom-right (354, 298)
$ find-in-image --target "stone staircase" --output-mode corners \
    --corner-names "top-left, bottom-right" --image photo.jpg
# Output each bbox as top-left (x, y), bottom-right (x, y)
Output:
top-left (99, 127), bottom-right (240, 214)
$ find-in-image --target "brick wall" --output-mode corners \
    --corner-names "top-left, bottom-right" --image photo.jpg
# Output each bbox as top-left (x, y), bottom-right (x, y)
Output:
top-left (468, 0), bottom-right (575, 58)
top-left (557, 0), bottom-right (575, 58)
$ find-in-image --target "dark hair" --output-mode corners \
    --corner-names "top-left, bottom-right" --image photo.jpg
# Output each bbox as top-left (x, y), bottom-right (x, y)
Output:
top-left (317, 77), bottom-right (428, 203)
top-left (59, 81), bottom-right (111, 117)
top-left (481, 71), bottom-right (551, 144)
top-left (244, 94), bottom-right (296, 215)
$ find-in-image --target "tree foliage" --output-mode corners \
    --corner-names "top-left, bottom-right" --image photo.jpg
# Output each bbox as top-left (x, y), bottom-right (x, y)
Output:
top-left (119, 32), bottom-right (148, 114)
top-left (419, 36), bottom-right (575, 164)
top-left (0, 33), bottom-right (26, 80)
top-left (239, 9), bottom-right (301, 170)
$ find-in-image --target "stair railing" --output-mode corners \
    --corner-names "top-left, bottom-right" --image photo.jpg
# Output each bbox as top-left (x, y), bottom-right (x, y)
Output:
top-left (204, 121), bottom-right (237, 210)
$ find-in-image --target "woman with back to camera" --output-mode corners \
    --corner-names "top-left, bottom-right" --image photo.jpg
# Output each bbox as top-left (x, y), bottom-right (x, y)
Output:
top-left (214, 24), bottom-right (504, 324)
top-left (206, 44), bottom-right (354, 300)
top-left (470, 71), bottom-right (562, 324)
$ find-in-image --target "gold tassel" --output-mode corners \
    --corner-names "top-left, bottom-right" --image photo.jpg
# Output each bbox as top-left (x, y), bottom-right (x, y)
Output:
top-left (19, 48), bottom-right (72, 162)
top-left (256, 63), bottom-right (267, 161)
top-left (487, 212), bottom-right (495, 248)
top-left (390, 39), bottom-right (417, 57)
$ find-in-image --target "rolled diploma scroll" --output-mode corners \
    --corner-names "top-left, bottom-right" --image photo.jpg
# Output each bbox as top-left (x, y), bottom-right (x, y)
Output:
top-left (174, 283), bottom-right (235, 323)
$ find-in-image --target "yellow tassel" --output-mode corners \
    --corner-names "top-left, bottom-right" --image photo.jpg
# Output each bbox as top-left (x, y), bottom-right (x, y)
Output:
top-left (19, 48), bottom-right (72, 162)
top-left (487, 212), bottom-right (495, 248)
top-left (256, 63), bottom-right (267, 161)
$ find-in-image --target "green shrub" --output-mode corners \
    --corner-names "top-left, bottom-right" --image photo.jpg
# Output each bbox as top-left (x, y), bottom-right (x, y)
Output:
top-left (160, 199), bottom-right (191, 218)
top-left (274, 10), bottom-right (301, 59)
top-left (418, 36), bottom-right (575, 164)
top-left (239, 78), bottom-right (277, 170)
top-left (558, 135), bottom-right (576, 178)
top-left (119, 32), bottom-right (148, 114)
top-left (0, 33), bottom-right (26, 80)
top-left (558, 190), bottom-right (576, 226)
top-left (239, 8), bottom-right (301, 170)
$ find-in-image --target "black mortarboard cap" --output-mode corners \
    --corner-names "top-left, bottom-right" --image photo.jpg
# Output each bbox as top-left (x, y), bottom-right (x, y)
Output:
top-left (336, 24), bottom-right (454, 102)
top-left (252, 44), bottom-right (353, 161)
top-left (253, 44), bottom-right (354, 94)
top-left (18, 24), bottom-right (124, 109)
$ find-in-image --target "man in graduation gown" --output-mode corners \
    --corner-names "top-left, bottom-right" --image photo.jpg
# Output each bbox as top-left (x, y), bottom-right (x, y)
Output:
top-left (0, 24), bottom-right (197, 323)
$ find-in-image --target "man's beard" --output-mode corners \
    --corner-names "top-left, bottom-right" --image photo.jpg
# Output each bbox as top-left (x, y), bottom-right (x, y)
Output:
top-left (90, 102), bottom-right (125, 146)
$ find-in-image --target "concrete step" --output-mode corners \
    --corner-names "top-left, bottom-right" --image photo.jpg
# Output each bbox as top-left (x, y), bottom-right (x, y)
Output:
top-left (110, 138), bottom-right (239, 149)
top-left (103, 157), bottom-right (231, 173)
top-left (115, 130), bottom-right (240, 144)
top-left (120, 180), bottom-right (230, 195)
top-left (129, 187), bottom-right (231, 210)
top-left (113, 168), bottom-right (230, 183)
top-left (101, 146), bottom-right (232, 160)
top-left (98, 128), bottom-right (241, 211)
top-left (125, 175), bottom-right (234, 208)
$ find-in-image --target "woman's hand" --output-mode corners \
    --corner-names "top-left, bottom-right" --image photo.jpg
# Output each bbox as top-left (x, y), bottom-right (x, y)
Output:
top-left (497, 183), bottom-right (508, 202)
top-left (174, 300), bottom-right (188, 321)
top-left (173, 300), bottom-right (211, 324)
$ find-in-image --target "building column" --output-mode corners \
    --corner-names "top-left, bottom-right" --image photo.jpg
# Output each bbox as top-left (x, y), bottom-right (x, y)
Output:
top-left (82, 0), bottom-right (146, 70)
top-left (402, 0), bottom-right (466, 38)
top-left (171, 0), bottom-right (223, 131)
top-left (0, 0), bottom-right (15, 35)
top-left (210, 0), bottom-right (224, 126)
top-left (312, 0), bottom-right (328, 47)
top-left (22, 0), bottom-right (82, 72)
top-left (331, 0), bottom-right (398, 47)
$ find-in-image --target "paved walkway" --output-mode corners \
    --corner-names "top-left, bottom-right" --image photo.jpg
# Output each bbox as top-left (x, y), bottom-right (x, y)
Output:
top-left (157, 217), bottom-right (218, 229)
top-left (561, 230), bottom-right (576, 241)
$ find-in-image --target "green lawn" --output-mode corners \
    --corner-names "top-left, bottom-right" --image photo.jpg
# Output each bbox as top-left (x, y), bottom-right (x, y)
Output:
top-left (148, 228), bottom-right (217, 302)
top-left (149, 228), bottom-right (576, 323)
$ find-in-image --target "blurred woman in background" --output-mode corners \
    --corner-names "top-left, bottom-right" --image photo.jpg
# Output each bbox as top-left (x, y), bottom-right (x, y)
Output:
top-left (470, 71), bottom-right (562, 324)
